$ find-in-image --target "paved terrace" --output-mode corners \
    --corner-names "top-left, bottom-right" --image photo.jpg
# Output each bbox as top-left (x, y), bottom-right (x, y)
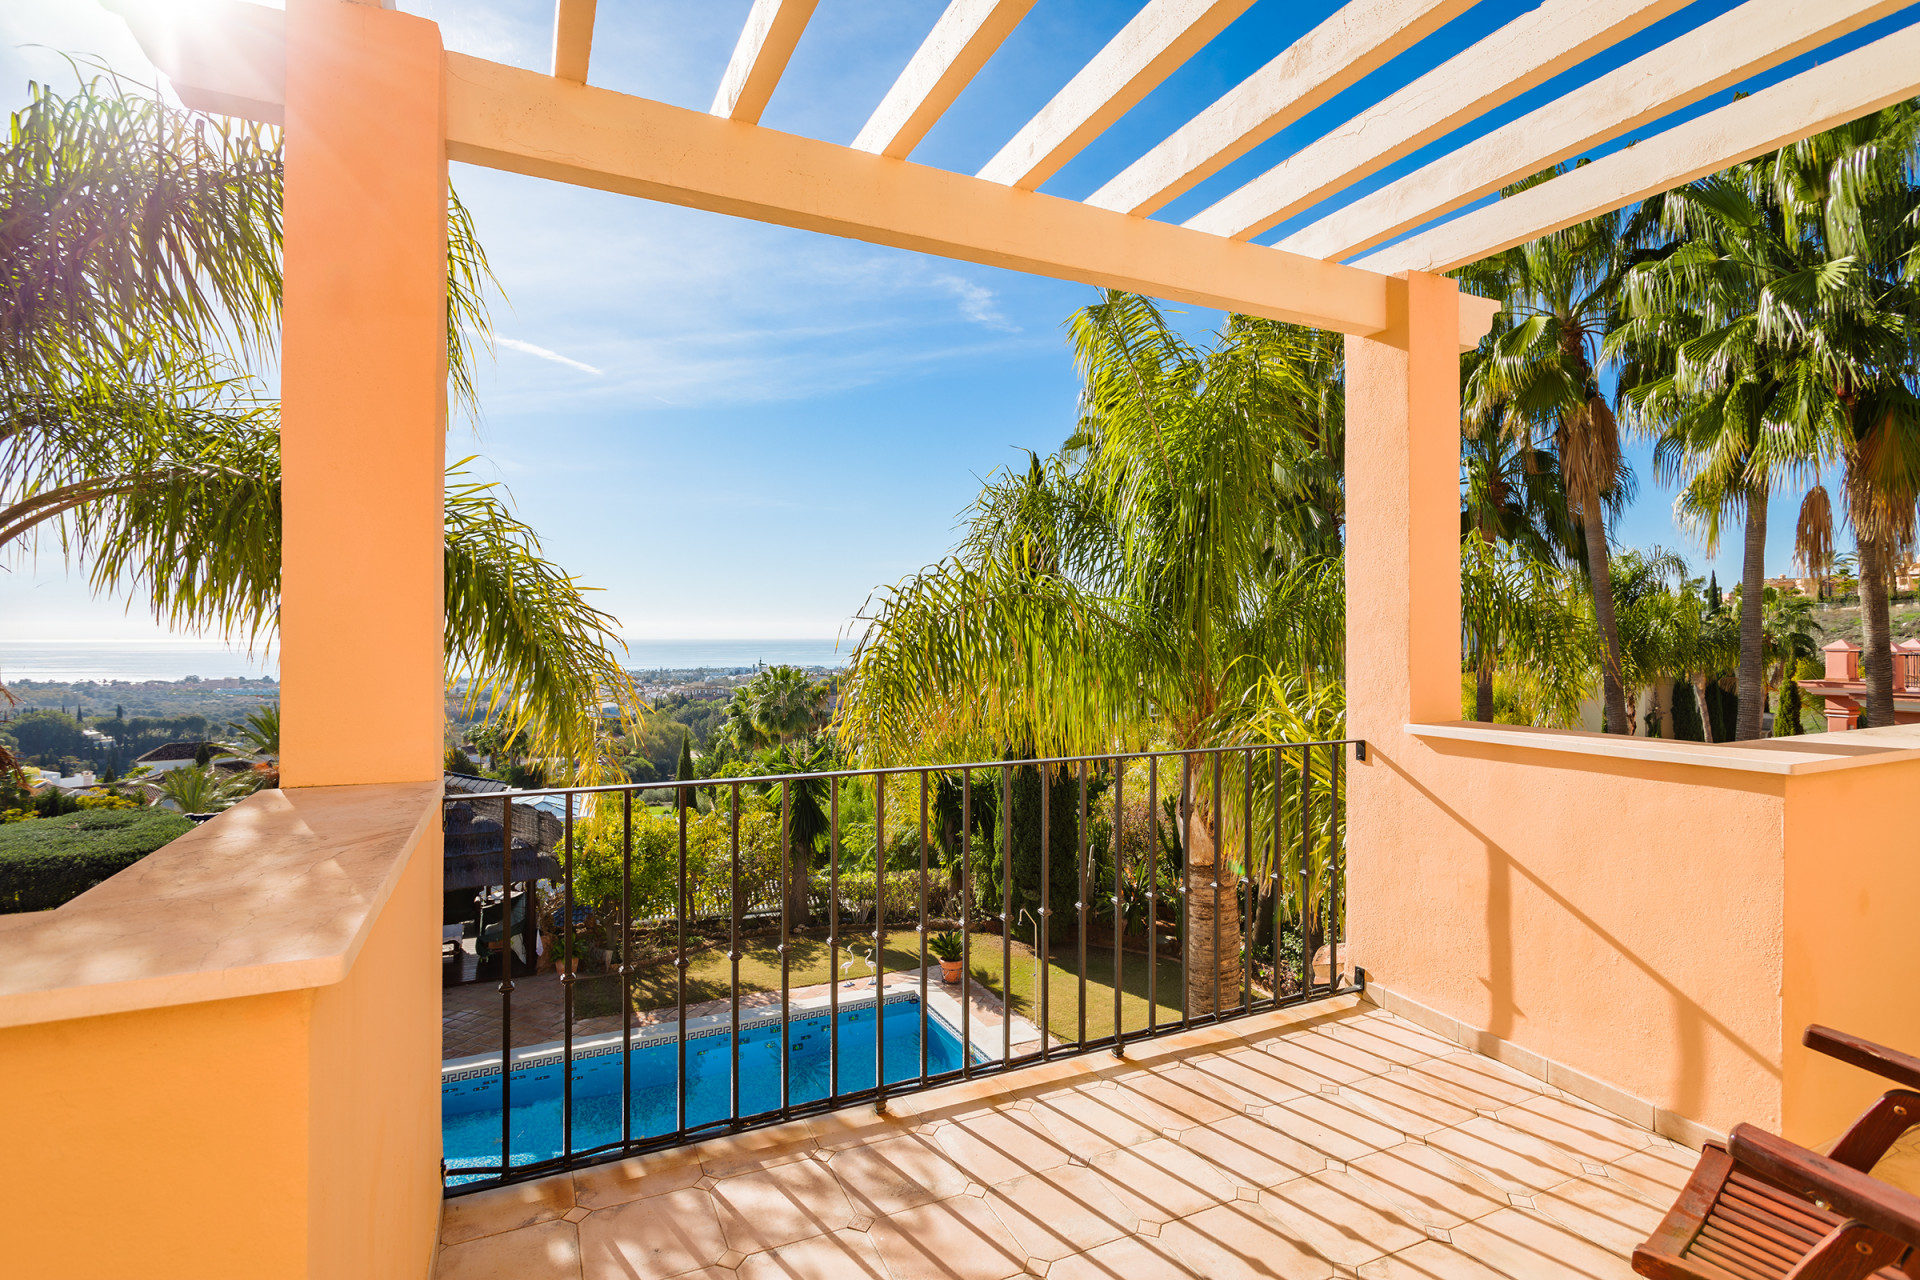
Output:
top-left (434, 995), bottom-right (1696, 1279)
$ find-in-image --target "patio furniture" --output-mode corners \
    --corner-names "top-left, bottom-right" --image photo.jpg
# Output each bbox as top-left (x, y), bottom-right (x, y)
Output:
top-left (478, 892), bottom-right (531, 967)
top-left (1633, 1025), bottom-right (1920, 1279)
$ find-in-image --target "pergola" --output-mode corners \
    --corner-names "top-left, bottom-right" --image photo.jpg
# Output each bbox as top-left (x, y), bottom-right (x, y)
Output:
top-left (14, 0), bottom-right (1920, 1275)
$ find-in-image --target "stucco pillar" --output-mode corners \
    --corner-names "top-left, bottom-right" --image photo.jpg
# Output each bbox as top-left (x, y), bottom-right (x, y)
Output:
top-left (1345, 271), bottom-right (1461, 741)
top-left (280, 0), bottom-right (448, 787)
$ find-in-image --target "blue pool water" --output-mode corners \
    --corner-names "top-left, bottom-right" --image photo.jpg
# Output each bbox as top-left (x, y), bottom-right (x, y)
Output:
top-left (443, 997), bottom-right (973, 1182)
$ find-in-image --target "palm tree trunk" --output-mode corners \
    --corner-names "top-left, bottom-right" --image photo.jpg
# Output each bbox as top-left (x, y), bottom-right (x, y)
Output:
top-left (1585, 502), bottom-right (1631, 734)
top-left (1696, 672), bottom-right (1716, 743)
top-left (1180, 770), bottom-right (1242, 1018)
top-left (1475, 662), bottom-right (1495, 723)
top-left (1735, 490), bottom-right (1768, 740)
top-left (1859, 536), bottom-right (1896, 727)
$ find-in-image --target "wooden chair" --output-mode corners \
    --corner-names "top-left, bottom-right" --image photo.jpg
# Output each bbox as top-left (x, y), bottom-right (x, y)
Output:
top-left (1634, 1026), bottom-right (1920, 1280)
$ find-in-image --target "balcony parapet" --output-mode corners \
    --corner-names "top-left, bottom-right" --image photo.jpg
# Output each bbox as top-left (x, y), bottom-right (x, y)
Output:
top-left (0, 782), bottom-right (440, 1029)
top-left (1408, 720), bottom-right (1920, 776)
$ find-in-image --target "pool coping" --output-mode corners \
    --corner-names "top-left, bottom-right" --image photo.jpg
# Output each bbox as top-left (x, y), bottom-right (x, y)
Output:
top-left (441, 974), bottom-right (1042, 1081)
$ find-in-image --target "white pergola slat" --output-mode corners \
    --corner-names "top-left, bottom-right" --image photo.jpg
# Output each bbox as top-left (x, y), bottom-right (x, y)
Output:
top-left (551, 0), bottom-right (597, 83)
top-left (1281, 0), bottom-right (1909, 261)
top-left (1183, 0), bottom-right (1691, 241)
top-left (1086, 0), bottom-right (1478, 217)
top-left (977, 0), bottom-right (1256, 191)
top-left (1355, 22), bottom-right (1920, 274)
top-left (853, 0), bottom-right (1038, 159)
top-left (711, 0), bottom-right (820, 124)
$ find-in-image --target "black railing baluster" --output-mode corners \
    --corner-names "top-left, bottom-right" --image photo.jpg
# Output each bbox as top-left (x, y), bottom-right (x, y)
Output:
top-left (780, 778), bottom-right (791, 1120)
top-left (1146, 755), bottom-right (1158, 1037)
top-left (1211, 750), bottom-right (1223, 1025)
top-left (1039, 763), bottom-right (1051, 1060)
top-left (1298, 748), bottom-right (1312, 997)
top-left (874, 774), bottom-right (887, 1111)
top-left (1111, 754), bottom-right (1123, 1058)
top-left (1000, 765), bottom-right (1011, 1069)
top-left (1076, 760), bottom-right (1088, 1052)
top-left (498, 793), bottom-right (514, 1178)
top-left (1177, 753), bottom-right (1189, 1033)
top-left (729, 781), bottom-right (742, 1126)
top-left (621, 790), bottom-right (633, 1150)
top-left (676, 792), bottom-right (688, 1143)
top-left (1242, 752), bottom-right (1253, 1015)
top-left (562, 792), bottom-right (576, 1159)
top-left (829, 774), bottom-right (841, 1104)
top-left (960, 770), bottom-right (973, 1079)
top-left (1270, 747), bottom-right (1283, 1011)
top-left (918, 770), bottom-right (930, 1089)
top-left (1328, 744), bottom-right (1343, 990)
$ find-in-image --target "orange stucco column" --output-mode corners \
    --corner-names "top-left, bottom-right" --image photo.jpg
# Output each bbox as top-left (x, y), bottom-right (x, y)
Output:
top-left (281, 0), bottom-right (448, 787)
top-left (1345, 271), bottom-right (1461, 741)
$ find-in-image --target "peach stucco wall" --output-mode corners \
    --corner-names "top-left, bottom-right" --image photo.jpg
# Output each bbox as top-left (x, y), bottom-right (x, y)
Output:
top-left (1346, 273), bottom-right (1789, 1137)
top-left (1781, 757), bottom-right (1920, 1146)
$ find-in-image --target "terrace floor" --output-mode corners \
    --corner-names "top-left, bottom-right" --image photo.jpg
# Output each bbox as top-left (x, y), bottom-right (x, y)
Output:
top-left (433, 994), bottom-right (1699, 1279)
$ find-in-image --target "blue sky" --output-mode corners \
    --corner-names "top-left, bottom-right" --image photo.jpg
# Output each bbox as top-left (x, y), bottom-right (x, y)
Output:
top-left (4, 0), bottom-right (1915, 651)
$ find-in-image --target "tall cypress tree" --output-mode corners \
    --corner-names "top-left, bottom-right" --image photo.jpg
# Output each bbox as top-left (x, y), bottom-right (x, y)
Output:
top-left (1772, 680), bottom-right (1803, 737)
top-left (1670, 679), bottom-right (1706, 741)
top-left (675, 731), bottom-right (695, 813)
top-left (1004, 761), bottom-right (1080, 947)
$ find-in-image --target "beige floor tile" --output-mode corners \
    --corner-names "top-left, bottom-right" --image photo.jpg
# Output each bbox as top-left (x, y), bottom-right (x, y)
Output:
top-left (1156, 1199), bottom-right (1335, 1279)
top-left (1601, 1143), bottom-right (1696, 1207)
top-left (1181, 1048), bottom-right (1309, 1109)
top-left (442, 1177), bottom-right (577, 1245)
top-left (1493, 1095), bottom-right (1653, 1166)
top-left (1042, 1233), bottom-right (1197, 1280)
top-left (1249, 1029), bottom-right (1395, 1088)
top-left (1424, 1117), bottom-right (1586, 1196)
top-left (1262, 1091), bottom-right (1408, 1162)
top-left (1256, 1169), bottom-right (1426, 1266)
top-left (1356, 1238), bottom-right (1512, 1279)
top-left (734, 1228), bottom-right (889, 1280)
top-left (1338, 1072), bottom-right (1480, 1135)
top-left (1533, 1176), bottom-right (1665, 1257)
top-left (1174, 1113), bottom-right (1328, 1187)
top-left (1089, 1137), bottom-right (1238, 1223)
top-left (987, 1165), bottom-right (1140, 1261)
top-left (1446, 1207), bottom-right (1637, 1279)
top-left (575, 1187), bottom-right (727, 1279)
top-left (697, 1122), bottom-right (817, 1178)
top-left (571, 1147), bottom-right (706, 1211)
top-left (710, 1158), bottom-right (856, 1254)
top-left (1108, 1066), bottom-right (1241, 1129)
top-left (1027, 1088), bottom-right (1159, 1159)
top-left (1406, 1057), bottom-right (1543, 1112)
top-left (807, 1105), bottom-right (923, 1151)
top-left (932, 1107), bottom-right (1072, 1185)
top-left (439, 1219), bottom-right (583, 1280)
top-left (1316, 1017), bottom-right (1460, 1068)
top-left (828, 1133), bottom-right (972, 1216)
top-left (866, 1192), bottom-right (1028, 1280)
top-left (1345, 1142), bottom-right (1511, 1230)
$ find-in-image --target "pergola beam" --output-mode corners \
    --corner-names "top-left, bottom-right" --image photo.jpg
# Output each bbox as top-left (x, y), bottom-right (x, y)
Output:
top-left (1354, 22), bottom-right (1920, 274)
top-left (1281, 0), bottom-right (1910, 261)
top-left (853, 0), bottom-right (1038, 160)
top-left (441, 52), bottom-right (1500, 347)
top-left (551, 0), bottom-right (598, 83)
top-left (977, 0), bottom-right (1256, 191)
top-left (712, 0), bottom-right (820, 124)
top-left (1185, 0), bottom-right (1689, 241)
top-left (1086, 0), bottom-right (1478, 218)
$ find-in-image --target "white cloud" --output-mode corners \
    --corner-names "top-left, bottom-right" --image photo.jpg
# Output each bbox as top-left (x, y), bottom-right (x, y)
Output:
top-left (492, 335), bottom-right (603, 376)
top-left (932, 274), bottom-right (1019, 332)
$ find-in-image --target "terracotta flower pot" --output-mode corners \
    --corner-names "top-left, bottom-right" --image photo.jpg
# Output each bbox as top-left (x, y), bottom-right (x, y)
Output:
top-left (940, 959), bottom-right (962, 983)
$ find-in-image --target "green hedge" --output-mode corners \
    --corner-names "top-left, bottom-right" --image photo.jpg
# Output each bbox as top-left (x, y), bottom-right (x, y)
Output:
top-left (0, 808), bottom-right (194, 913)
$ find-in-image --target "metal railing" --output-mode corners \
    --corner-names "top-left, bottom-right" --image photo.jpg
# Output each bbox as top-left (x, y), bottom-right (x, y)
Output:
top-left (440, 739), bottom-right (1361, 1194)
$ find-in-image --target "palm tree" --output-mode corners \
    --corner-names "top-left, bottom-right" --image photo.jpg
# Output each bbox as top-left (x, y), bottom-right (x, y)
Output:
top-left (157, 763), bottom-right (242, 814)
top-left (1461, 179), bottom-right (1634, 734)
top-left (1459, 537), bottom-right (1594, 725)
top-left (1, 70), bottom-right (638, 778)
top-left (839, 293), bottom-right (1347, 1016)
top-left (231, 705), bottom-right (279, 761)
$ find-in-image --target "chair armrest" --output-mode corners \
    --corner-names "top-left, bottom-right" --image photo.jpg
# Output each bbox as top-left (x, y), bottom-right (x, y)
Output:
top-left (1805, 1025), bottom-right (1920, 1091)
top-left (1728, 1124), bottom-right (1920, 1251)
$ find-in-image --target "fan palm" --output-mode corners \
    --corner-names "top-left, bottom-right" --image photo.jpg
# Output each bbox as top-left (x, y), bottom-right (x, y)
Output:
top-left (839, 293), bottom-right (1347, 1015)
top-left (1, 70), bottom-right (637, 778)
top-left (1460, 178), bottom-right (1634, 734)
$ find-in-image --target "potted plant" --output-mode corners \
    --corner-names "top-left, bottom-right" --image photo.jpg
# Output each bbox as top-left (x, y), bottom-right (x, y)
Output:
top-left (928, 931), bottom-right (964, 983)
top-left (555, 934), bottom-right (590, 976)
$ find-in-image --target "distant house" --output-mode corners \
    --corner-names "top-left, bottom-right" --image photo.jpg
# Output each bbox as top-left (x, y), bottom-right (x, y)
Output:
top-left (133, 742), bottom-right (221, 774)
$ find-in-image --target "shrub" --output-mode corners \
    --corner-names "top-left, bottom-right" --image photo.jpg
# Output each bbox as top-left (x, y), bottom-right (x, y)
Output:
top-left (0, 808), bottom-right (194, 913)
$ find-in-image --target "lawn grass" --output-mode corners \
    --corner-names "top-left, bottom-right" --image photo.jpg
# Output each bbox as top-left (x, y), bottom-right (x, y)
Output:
top-left (576, 927), bottom-right (1190, 1047)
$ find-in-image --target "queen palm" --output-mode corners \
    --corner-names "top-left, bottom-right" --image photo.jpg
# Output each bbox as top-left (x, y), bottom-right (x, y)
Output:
top-left (838, 293), bottom-right (1345, 1016)
top-left (2, 71), bottom-right (637, 776)
top-left (1461, 181), bottom-right (1634, 734)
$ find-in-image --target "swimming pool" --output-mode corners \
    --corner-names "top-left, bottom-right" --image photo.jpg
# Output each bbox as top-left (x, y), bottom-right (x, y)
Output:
top-left (443, 994), bottom-right (975, 1183)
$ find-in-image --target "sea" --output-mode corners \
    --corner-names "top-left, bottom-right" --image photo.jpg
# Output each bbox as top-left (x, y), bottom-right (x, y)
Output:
top-left (0, 638), bottom-right (849, 685)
